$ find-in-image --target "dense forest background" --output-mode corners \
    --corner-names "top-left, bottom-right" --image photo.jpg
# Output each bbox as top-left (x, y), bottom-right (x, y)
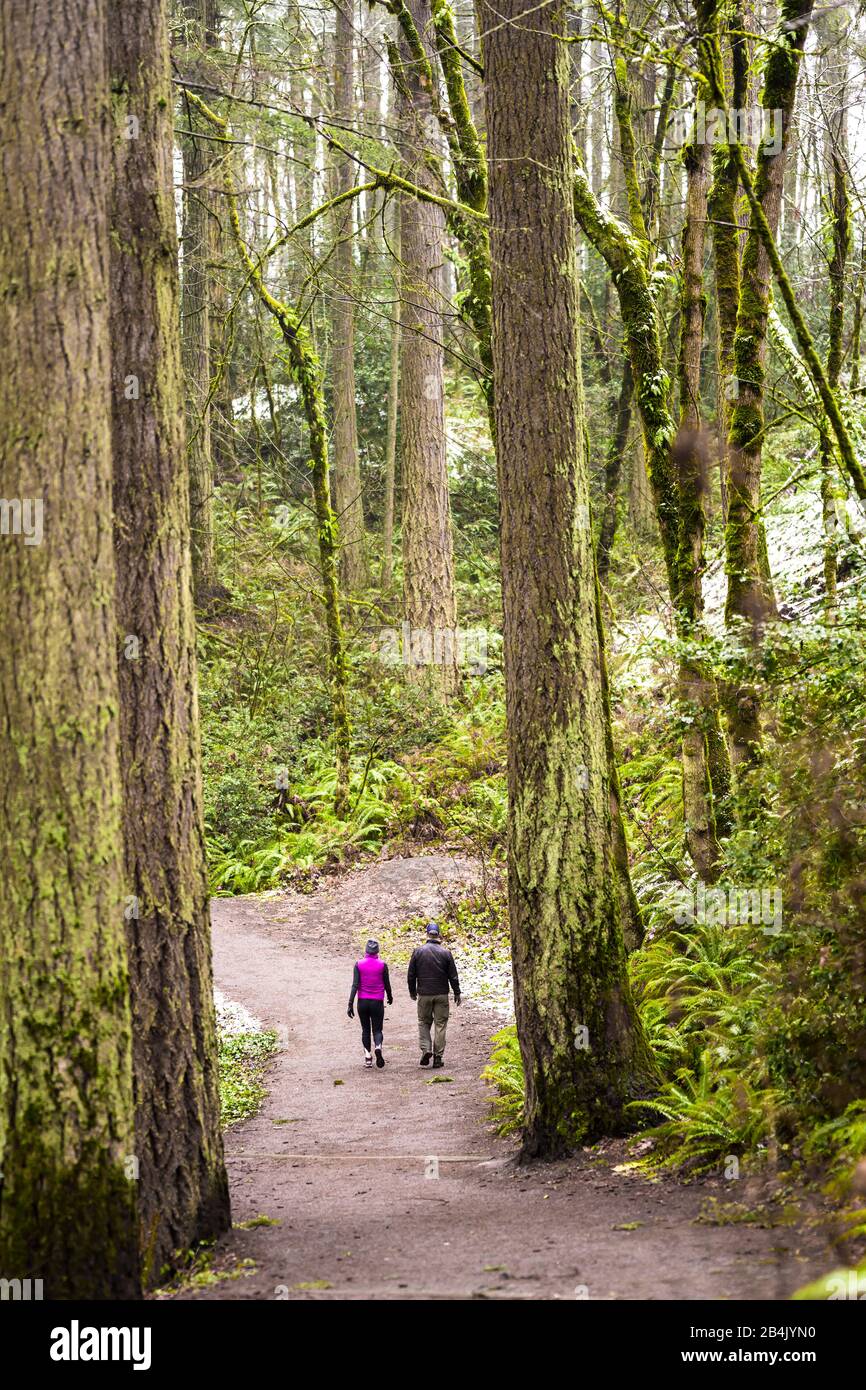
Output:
top-left (2, 0), bottom-right (866, 1301)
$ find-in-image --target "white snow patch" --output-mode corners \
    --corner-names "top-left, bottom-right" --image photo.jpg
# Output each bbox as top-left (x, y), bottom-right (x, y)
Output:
top-left (214, 987), bottom-right (265, 1037)
top-left (459, 955), bottom-right (514, 1022)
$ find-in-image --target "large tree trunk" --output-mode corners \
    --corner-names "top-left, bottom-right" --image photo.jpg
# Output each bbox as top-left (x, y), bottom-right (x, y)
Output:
top-left (330, 0), bottom-right (368, 590)
top-left (0, 0), bottom-right (139, 1297)
top-left (181, 0), bottom-right (218, 599)
top-left (398, 0), bottom-right (459, 695)
top-left (108, 0), bottom-right (231, 1285)
top-left (483, 0), bottom-right (657, 1156)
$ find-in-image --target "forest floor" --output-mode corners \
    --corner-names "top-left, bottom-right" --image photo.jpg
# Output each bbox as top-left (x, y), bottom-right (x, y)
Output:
top-left (172, 854), bottom-right (838, 1301)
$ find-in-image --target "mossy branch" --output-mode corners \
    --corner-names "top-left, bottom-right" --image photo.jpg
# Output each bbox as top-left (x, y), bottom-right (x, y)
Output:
top-left (573, 164), bottom-right (679, 583)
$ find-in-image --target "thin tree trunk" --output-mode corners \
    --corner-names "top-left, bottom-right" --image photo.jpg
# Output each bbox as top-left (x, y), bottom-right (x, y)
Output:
top-left (596, 361), bottom-right (634, 583)
top-left (108, 0), bottom-right (231, 1285)
top-left (0, 0), bottom-right (139, 1298)
top-left (361, 2), bottom-right (386, 264)
top-left (676, 126), bottom-right (731, 877)
top-left (850, 232), bottom-right (865, 392)
top-left (708, 1), bottom-right (747, 520)
top-left (723, 0), bottom-right (810, 766)
top-left (381, 196), bottom-right (401, 594)
top-left (201, 7), bottom-right (234, 482)
top-left (818, 17), bottom-right (849, 609)
top-left (398, 0), bottom-right (459, 695)
top-left (331, 0), bottom-right (368, 590)
top-left (181, 0), bottom-right (218, 599)
top-left (483, 0), bottom-right (657, 1157)
top-left (591, 18), bottom-right (606, 198)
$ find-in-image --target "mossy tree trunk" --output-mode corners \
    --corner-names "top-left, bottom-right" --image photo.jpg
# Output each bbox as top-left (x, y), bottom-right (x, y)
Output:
top-left (850, 233), bottom-right (865, 393)
top-left (330, 0), bottom-right (369, 591)
top-left (398, 0), bottom-right (459, 696)
top-left (596, 362), bottom-right (635, 585)
top-left (0, 0), bottom-right (139, 1298)
top-left (595, 49), bottom-right (673, 583)
top-left (483, 0), bottom-right (657, 1156)
top-left (707, 1), bottom-right (747, 519)
top-left (108, 0), bottom-right (231, 1285)
top-left (675, 125), bottom-right (731, 878)
top-left (722, 0), bottom-right (810, 765)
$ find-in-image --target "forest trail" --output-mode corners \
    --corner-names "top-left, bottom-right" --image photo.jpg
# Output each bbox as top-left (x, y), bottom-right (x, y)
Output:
top-left (178, 855), bottom-right (832, 1301)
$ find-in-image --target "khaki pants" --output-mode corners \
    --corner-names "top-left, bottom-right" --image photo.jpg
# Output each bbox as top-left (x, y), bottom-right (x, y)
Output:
top-left (417, 994), bottom-right (450, 1057)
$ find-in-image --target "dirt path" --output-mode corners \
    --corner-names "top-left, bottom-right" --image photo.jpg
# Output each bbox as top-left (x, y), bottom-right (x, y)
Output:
top-left (178, 855), bottom-right (833, 1301)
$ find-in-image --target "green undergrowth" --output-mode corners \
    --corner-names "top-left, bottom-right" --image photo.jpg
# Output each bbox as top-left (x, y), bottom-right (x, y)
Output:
top-left (202, 601), bottom-right (507, 893)
top-left (151, 1243), bottom-right (258, 1298)
top-left (481, 1026), bottom-right (524, 1137)
top-left (218, 1030), bottom-right (278, 1127)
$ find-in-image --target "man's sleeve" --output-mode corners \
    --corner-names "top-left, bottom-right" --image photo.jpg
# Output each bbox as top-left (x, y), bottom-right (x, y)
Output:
top-left (407, 949), bottom-right (417, 995)
top-left (383, 963), bottom-right (393, 1002)
top-left (348, 963), bottom-right (360, 1008)
top-left (447, 950), bottom-right (460, 997)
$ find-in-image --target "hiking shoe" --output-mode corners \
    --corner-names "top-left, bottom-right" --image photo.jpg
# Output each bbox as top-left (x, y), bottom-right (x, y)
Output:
top-left (432, 1055), bottom-right (444, 1069)
top-left (419, 1052), bottom-right (432, 1066)
top-left (375, 1047), bottom-right (385, 1069)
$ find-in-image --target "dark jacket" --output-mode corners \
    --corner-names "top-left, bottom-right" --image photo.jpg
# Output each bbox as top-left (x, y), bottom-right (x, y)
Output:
top-left (407, 942), bottom-right (460, 999)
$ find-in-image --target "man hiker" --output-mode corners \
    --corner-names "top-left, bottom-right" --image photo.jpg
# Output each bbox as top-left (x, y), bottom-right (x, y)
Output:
top-left (407, 921), bottom-right (461, 1069)
top-left (347, 938), bottom-right (393, 1068)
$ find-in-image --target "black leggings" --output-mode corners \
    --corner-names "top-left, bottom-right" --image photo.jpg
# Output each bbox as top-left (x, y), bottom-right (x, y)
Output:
top-left (358, 999), bottom-right (384, 1051)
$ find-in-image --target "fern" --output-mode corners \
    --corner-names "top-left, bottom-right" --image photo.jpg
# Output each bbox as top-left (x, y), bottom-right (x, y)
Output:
top-left (628, 1053), bottom-right (779, 1176)
top-left (481, 1025), bottom-right (525, 1136)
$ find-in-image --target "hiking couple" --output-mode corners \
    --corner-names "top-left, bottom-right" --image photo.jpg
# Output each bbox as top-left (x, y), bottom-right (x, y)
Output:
top-left (346, 921), bottom-right (461, 1070)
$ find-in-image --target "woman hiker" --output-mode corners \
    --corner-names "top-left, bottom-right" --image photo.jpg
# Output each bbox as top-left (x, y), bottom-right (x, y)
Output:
top-left (347, 938), bottom-right (393, 1068)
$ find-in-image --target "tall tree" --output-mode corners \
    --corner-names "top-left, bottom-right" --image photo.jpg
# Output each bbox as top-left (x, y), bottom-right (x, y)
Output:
top-left (397, 0), bottom-right (459, 694)
top-left (330, 0), bottom-right (369, 589)
top-left (483, 0), bottom-right (657, 1155)
top-left (0, 0), bottom-right (139, 1297)
top-left (674, 107), bottom-right (728, 879)
top-left (108, 0), bottom-right (231, 1283)
top-left (707, 1), bottom-right (747, 521)
top-left (817, 11), bottom-right (850, 607)
top-left (381, 196), bottom-right (402, 593)
top-left (180, 0), bottom-right (219, 598)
